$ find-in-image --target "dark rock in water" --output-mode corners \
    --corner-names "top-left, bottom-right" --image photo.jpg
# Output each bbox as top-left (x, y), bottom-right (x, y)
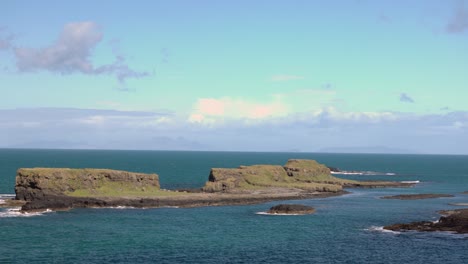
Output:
top-left (327, 166), bottom-right (340, 172)
top-left (267, 204), bottom-right (315, 215)
top-left (381, 193), bottom-right (454, 200)
top-left (384, 209), bottom-right (468, 234)
top-left (462, 191), bottom-right (468, 195)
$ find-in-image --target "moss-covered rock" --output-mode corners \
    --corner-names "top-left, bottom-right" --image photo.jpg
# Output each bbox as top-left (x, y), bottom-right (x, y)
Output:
top-left (15, 168), bottom-right (160, 201)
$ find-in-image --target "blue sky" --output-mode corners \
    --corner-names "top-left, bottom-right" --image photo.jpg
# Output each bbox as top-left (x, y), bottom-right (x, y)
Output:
top-left (1, 0), bottom-right (467, 154)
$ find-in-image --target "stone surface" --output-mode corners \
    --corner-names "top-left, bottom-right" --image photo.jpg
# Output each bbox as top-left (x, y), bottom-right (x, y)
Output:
top-left (384, 209), bottom-right (468, 234)
top-left (267, 204), bottom-right (315, 215)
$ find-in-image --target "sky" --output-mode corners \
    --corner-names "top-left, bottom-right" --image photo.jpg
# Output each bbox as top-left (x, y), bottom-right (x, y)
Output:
top-left (1, 0), bottom-right (467, 154)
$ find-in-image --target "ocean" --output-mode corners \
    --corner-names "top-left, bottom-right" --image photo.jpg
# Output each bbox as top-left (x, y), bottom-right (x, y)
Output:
top-left (0, 149), bottom-right (467, 263)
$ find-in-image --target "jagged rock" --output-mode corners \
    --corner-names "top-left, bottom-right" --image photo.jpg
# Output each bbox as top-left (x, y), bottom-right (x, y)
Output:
top-left (384, 209), bottom-right (468, 234)
top-left (267, 204), bottom-right (315, 215)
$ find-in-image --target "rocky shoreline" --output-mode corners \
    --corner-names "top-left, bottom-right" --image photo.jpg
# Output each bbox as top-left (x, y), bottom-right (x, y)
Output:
top-left (384, 209), bottom-right (468, 234)
top-left (18, 189), bottom-right (345, 212)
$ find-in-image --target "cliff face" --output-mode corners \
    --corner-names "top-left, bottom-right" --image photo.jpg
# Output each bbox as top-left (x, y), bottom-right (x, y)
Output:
top-left (202, 159), bottom-right (345, 193)
top-left (15, 168), bottom-right (160, 201)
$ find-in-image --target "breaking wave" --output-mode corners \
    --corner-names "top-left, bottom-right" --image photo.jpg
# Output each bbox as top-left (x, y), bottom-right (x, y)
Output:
top-left (0, 207), bottom-right (53, 218)
top-left (331, 171), bottom-right (396, 176)
top-left (256, 212), bottom-right (302, 216)
top-left (400, 180), bottom-right (420, 184)
top-left (365, 226), bottom-right (400, 234)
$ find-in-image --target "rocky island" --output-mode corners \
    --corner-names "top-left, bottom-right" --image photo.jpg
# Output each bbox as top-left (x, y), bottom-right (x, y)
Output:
top-left (12, 159), bottom-right (414, 212)
top-left (267, 204), bottom-right (315, 215)
top-left (384, 209), bottom-right (468, 234)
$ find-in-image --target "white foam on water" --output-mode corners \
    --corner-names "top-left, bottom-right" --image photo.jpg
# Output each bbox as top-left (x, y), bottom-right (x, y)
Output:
top-left (400, 180), bottom-right (420, 184)
top-left (331, 171), bottom-right (397, 176)
top-left (256, 212), bottom-right (302, 216)
top-left (0, 194), bottom-right (15, 198)
top-left (0, 194), bottom-right (16, 205)
top-left (449, 203), bottom-right (468, 206)
top-left (0, 207), bottom-right (53, 218)
top-left (366, 226), bottom-right (401, 234)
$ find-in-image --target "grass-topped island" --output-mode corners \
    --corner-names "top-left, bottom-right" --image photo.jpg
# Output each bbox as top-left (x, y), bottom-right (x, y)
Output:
top-left (12, 159), bottom-right (414, 212)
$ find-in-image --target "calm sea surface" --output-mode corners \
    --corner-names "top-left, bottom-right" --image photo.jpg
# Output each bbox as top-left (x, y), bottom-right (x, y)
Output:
top-left (1, 149), bottom-right (467, 263)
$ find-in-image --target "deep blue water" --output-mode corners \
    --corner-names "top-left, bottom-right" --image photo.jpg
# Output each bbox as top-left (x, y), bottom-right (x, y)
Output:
top-left (1, 149), bottom-right (467, 263)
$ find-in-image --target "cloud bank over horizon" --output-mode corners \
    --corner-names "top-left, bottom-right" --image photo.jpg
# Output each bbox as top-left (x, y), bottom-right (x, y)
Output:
top-left (1, 107), bottom-right (467, 154)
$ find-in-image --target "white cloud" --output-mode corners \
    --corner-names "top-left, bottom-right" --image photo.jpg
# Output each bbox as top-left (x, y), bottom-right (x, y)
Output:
top-left (189, 97), bottom-right (289, 124)
top-left (0, 28), bottom-right (14, 50)
top-left (12, 22), bottom-right (149, 86)
top-left (311, 107), bottom-right (398, 123)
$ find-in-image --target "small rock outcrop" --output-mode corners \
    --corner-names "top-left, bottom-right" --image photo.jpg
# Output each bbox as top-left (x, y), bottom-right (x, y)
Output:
top-left (384, 209), bottom-right (468, 234)
top-left (15, 168), bottom-right (160, 201)
top-left (381, 194), bottom-right (454, 200)
top-left (267, 204), bottom-right (315, 215)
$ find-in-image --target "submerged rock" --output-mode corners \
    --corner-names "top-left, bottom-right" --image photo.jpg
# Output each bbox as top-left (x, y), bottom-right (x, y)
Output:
top-left (267, 204), bottom-right (315, 215)
top-left (381, 194), bottom-right (454, 200)
top-left (384, 209), bottom-right (468, 234)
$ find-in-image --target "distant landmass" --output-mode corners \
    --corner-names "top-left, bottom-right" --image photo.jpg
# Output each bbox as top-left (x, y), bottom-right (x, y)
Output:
top-left (317, 146), bottom-right (416, 154)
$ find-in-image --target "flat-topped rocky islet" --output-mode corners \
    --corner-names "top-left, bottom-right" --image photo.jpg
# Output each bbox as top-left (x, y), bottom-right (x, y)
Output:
top-left (267, 204), bottom-right (315, 215)
top-left (12, 159), bottom-right (414, 212)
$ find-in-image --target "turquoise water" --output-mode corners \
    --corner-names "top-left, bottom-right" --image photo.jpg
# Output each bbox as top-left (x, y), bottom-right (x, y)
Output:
top-left (1, 149), bottom-right (467, 263)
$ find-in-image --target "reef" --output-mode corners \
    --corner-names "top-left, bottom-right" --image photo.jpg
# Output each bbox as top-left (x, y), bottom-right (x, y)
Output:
top-left (381, 194), bottom-right (455, 200)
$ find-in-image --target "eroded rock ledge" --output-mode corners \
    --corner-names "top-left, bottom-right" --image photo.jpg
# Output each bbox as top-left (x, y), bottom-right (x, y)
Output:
top-left (13, 159), bottom-right (413, 212)
top-left (384, 209), bottom-right (468, 234)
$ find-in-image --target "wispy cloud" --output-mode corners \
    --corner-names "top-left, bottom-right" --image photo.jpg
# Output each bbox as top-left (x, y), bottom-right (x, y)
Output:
top-left (446, 1), bottom-right (468, 33)
top-left (0, 27), bottom-right (14, 50)
top-left (377, 13), bottom-right (392, 23)
top-left (271, 74), bottom-right (304, 82)
top-left (12, 22), bottom-right (150, 87)
top-left (399, 93), bottom-right (415, 103)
